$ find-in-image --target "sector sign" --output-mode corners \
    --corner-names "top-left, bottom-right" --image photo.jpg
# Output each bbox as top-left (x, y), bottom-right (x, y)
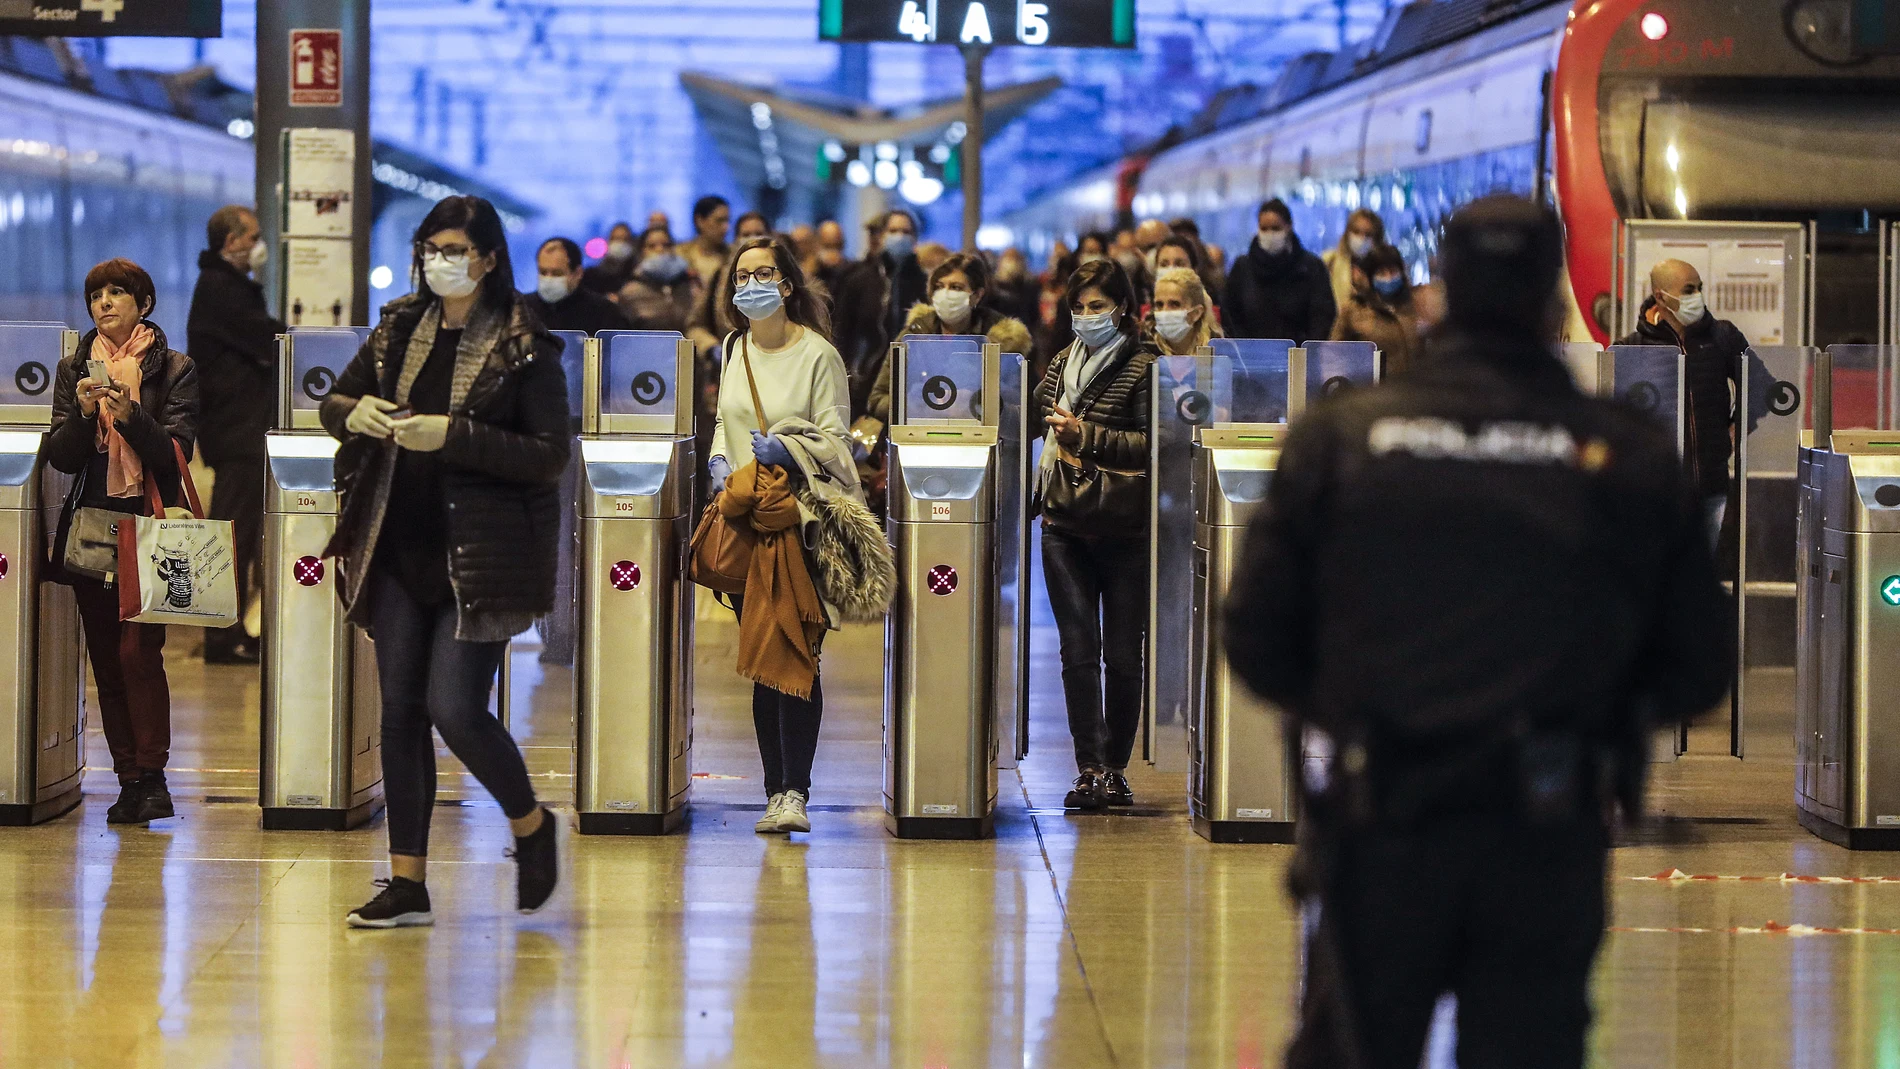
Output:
top-left (820, 0), bottom-right (1135, 49)
top-left (0, 0), bottom-right (220, 36)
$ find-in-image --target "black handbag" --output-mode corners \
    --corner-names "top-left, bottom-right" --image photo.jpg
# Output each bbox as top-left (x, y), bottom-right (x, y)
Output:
top-left (1042, 442), bottom-right (1148, 535)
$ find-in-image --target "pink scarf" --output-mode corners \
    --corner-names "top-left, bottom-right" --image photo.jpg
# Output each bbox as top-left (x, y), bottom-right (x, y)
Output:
top-left (91, 323), bottom-right (152, 499)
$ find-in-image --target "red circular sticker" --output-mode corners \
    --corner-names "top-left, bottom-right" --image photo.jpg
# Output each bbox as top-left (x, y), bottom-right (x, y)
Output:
top-left (0, 552), bottom-right (9, 581)
top-left (293, 555), bottom-right (325, 586)
top-left (926, 564), bottom-right (958, 596)
top-left (610, 560), bottom-right (642, 591)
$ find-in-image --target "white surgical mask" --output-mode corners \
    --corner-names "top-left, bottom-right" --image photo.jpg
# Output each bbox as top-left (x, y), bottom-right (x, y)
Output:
top-left (1259, 229), bottom-right (1290, 255)
top-left (1072, 309), bottom-right (1122, 349)
top-left (1669, 290), bottom-right (1706, 325)
top-left (607, 240), bottom-right (635, 261)
top-left (1347, 234), bottom-right (1373, 258)
top-left (424, 253), bottom-right (480, 299)
top-left (733, 279), bottom-right (784, 321)
top-left (247, 241), bottom-right (269, 272)
top-left (536, 274), bottom-right (572, 303)
top-left (1154, 309), bottom-right (1195, 344)
top-left (932, 288), bottom-right (972, 327)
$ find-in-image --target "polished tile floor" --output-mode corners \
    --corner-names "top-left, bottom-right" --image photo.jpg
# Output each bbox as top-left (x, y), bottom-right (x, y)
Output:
top-left (2, 597), bottom-right (1895, 1067)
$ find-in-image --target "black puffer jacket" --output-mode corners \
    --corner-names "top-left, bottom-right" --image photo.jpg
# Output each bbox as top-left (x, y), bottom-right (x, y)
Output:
top-left (1222, 233), bottom-right (1337, 344)
top-left (1034, 332), bottom-right (1157, 536)
top-left (833, 252), bottom-right (927, 415)
top-left (46, 322), bottom-right (199, 514)
top-left (321, 293), bottom-right (570, 633)
top-left (186, 251), bottom-right (284, 465)
top-left (1617, 301), bottom-right (1767, 497)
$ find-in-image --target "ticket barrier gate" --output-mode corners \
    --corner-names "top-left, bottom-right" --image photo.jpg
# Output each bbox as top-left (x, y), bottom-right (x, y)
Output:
top-left (574, 331), bottom-right (695, 835)
top-left (0, 325), bottom-right (86, 825)
top-left (1796, 345), bottom-right (1900, 848)
top-left (260, 328), bottom-right (383, 830)
top-left (884, 336), bottom-right (1026, 839)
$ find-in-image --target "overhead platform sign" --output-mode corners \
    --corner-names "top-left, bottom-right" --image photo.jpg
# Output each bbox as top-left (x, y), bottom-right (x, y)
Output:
top-left (820, 0), bottom-right (1135, 48)
top-left (0, 0), bottom-right (220, 36)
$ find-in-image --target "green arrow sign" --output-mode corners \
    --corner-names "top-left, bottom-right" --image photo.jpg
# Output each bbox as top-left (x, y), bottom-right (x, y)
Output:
top-left (1882, 576), bottom-right (1900, 607)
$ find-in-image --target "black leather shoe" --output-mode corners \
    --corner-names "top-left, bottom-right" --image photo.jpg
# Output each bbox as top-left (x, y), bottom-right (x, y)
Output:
top-left (105, 781), bottom-right (145, 824)
top-left (1064, 769), bottom-right (1107, 811)
top-left (1101, 769), bottom-right (1134, 807)
top-left (129, 772), bottom-right (174, 823)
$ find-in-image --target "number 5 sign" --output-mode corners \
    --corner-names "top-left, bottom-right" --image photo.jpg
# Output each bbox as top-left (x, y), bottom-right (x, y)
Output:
top-left (289, 29), bottom-right (343, 107)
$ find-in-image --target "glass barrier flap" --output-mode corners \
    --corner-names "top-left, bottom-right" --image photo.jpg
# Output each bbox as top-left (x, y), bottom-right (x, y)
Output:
top-left (901, 335), bottom-right (986, 425)
top-left (1304, 340), bottom-right (1379, 400)
top-left (0, 323), bottom-right (67, 408)
top-left (996, 352), bottom-right (1029, 765)
top-left (549, 330), bottom-right (589, 421)
top-left (599, 331), bottom-right (682, 421)
top-left (1608, 344), bottom-right (1685, 443)
top-left (1825, 344), bottom-right (1898, 432)
top-left (1205, 339), bottom-right (1291, 426)
top-left (287, 328), bottom-right (366, 415)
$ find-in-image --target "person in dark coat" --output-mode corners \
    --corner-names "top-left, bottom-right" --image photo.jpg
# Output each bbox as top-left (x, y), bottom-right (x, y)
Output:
top-left (1222, 198), bottom-right (1337, 343)
top-left (185, 205), bottom-right (283, 664)
top-left (47, 258), bottom-right (199, 825)
top-left (579, 222), bottom-right (637, 297)
top-left (322, 196), bottom-right (567, 929)
top-left (832, 209), bottom-right (926, 418)
top-left (1226, 196), bottom-right (1730, 1069)
top-left (527, 237), bottom-right (629, 336)
top-left (1616, 257), bottom-right (1771, 552)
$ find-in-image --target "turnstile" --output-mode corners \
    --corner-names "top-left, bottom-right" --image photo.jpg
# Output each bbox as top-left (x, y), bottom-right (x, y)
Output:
top-left (884, 335), bottom-right (1022, 839)
top-left (259, 328), bottom-right (383, 830)
top-left (574, 331), bottom-right (695, 835)
top-left (0, 325), bottom-right (86, 826)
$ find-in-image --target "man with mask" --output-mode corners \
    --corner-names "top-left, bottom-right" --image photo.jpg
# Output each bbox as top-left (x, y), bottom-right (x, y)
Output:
top-left (1222, 198), bottom-right (1336, 343)
top-left (1135, 219), bottom-right (1172, 274)
top-left (528, 237), bottom-right (629, 335)
top-left (581, 222), bottom-right (638, 297)
top-left (680, 195), bottom-right (732, 289)
top-left (1227, 195), bottom-right (1730, 1069)
top-left (833, 208), bottom-right (927, 418)
top-left (1618, 258), bottom-right (1769, 551)
top-left (814, 219), bottom-right (850, 293)
top-left (186, 205), bottom-right (283, 664)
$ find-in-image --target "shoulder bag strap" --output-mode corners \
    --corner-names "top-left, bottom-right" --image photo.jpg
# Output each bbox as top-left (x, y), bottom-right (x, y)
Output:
top-left (739, 335), bottom-right (769, 435)
top-left (141, 440), bottom-right (206, 519)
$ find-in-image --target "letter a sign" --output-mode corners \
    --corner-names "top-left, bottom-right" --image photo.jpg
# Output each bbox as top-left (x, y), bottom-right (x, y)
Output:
top-left (289, 29), bottom-right (343, 107)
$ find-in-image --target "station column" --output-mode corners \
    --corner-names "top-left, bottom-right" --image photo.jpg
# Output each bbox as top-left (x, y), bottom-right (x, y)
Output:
top-left (255, 0), bottom-right (373, 328)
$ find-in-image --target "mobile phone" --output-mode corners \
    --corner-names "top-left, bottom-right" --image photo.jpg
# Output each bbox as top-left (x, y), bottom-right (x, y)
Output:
top-left (86, 359), bottom-right (110, 385)
top-left (388, 407), bottom-right (414, 421)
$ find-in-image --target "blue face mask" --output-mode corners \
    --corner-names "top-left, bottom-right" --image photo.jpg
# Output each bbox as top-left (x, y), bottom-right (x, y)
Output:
top-left (733, 279), bottom-right (785, 321)
top-left (1372, 275), bottom-right (1405, 297)
top-left (637, 251), bottom-right (689, 284)
top-left (1072, 309), bottom-right (1123, 349)
top-left (882, 233), bottom-right (915, 261)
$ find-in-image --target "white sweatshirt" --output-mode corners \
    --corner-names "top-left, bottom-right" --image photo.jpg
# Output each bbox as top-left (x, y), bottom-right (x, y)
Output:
top-left (711, 327), bottom-right (852, 471)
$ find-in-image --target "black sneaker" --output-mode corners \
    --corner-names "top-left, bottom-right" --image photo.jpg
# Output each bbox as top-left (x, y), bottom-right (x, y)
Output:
top-left (105, 780), bottom-right (145, 824)
top-left (509, 807), bottom-right (560, 914)
top-left (130, 771), bottom-right (174, 823)
top-left (1101, 769), bottom-right (1134, 807)
top-left (1064, 770), bottom-right (1107, 811)
top-left (346, 877), bottom-right (434, 929)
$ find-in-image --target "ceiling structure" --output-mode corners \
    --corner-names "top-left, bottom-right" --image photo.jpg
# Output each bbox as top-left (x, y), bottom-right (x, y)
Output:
top-left (104, 0), bottom-right (1393, 246)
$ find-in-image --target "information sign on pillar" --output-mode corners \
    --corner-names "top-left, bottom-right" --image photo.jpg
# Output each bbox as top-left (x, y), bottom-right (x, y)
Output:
top-left (289, 30), bottom-right (344, 107)
top-left (281, 129), bottom-right (357, 327)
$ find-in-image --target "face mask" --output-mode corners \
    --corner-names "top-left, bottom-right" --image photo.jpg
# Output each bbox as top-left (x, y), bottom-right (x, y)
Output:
top-left (536, 274), bottom-right (573, 303)
top-left (1258, 229), bottom-right (1290, 255)
top-left (638, 252), bottom-right (689, 284)
top-left (932, 288), bottom-right (972, 326)
top-left (733, 279), bottom-right (784, 321)
top-left (247, 241), bottom-right (269, 272)
top-left (607, 240), bottom-right (635, 261)
top-left (1372, 275), bottom-right (1404, 298)
top-left (1072, 309), bottom-right (1122, 349)
top-left (1668, 290), bottom-right (1706, 325)
top-left (1154, 309), bottom-right (1195, 343)
top-left (423, 253), bottom-right (481, 299)
top-left (882, 233), bottom-right (915, 261)
top-left (1347, 234), bottom-right (1373, 259)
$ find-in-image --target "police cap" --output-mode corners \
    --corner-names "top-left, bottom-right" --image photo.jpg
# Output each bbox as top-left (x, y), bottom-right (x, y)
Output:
top-left (1440, 194), bottom-right (1563, 331)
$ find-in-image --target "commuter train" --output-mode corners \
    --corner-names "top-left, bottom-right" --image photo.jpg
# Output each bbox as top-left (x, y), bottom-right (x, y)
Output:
top-left (0, 65), bottom-right (254, 344)
top-left (1005, 0), bottom-right (1900, 344)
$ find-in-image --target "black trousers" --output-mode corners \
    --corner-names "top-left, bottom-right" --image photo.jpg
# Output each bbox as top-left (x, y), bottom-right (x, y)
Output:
top-left (730, 593), bottom-right (824, 799)
top-left (368, 571), bottom-right (540, 857)
top-left (1288, 816), bottom-right (1606, 1069)
top-left (206, 451), bottom-right (264, 652)
top-left (1041, 526), bottom-right (1147, 772)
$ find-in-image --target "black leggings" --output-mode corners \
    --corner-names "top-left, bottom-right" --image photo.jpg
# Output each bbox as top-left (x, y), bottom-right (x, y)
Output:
top-left (370, 570), bottom-right (539, 857)
top-left (1041, 526), bottom-right (1148, 772)
top-left (731, 594), bottom-right (824, 799)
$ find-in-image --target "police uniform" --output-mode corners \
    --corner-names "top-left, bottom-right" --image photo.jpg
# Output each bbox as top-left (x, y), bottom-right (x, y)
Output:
top-left (1223, 197), bottom-right (1732, 1069)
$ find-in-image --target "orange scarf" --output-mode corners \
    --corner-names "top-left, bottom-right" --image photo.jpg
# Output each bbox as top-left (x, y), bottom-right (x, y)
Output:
top-left (91, 323), bottom-right (152, 499)
top-left (720, 462), bottom-right (826, 699)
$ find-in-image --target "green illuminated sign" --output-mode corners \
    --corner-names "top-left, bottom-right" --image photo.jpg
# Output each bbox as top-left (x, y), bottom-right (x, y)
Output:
top-left (1882, 576), bottom-right (1900, 607)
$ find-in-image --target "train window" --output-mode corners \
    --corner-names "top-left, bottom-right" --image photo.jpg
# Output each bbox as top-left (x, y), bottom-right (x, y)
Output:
top-left (1637, 96), bottom-right (1900, 216)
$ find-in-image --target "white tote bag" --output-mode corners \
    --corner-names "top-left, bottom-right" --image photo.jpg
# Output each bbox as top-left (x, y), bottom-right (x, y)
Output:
top-left (116, 442), bottom-right (240, 628)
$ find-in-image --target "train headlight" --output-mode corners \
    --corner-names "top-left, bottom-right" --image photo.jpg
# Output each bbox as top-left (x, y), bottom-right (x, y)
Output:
top-left (1640, 12), bottom-right (1669, 40)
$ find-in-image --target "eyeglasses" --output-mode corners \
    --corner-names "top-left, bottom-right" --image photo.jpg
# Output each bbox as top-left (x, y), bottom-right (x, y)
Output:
top-left (416, 241), bottom-right (474, 264)
top-left (732, 266), bottom-right (783, 287)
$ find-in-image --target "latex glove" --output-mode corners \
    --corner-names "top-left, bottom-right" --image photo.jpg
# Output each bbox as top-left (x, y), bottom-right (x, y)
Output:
top-left (391, 414), bottom-right (451, 453)
top-left (346, 395), bottom-right (400, 439)
top-left (708, 455), bottom-right (732, 488)
top-left (751, 430), bottom-right (794, 469)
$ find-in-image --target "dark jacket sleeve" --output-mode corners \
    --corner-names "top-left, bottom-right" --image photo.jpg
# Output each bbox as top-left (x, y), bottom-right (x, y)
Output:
top-left (193, 276), bottom-right (285, 376)
top-left (320, 322), bottom-right (389, 441)
top-left (438, 343), bottom-right (572, 485)
top-left (1222, 263), bottom-right (1247, 337)
top-left (43, 355), bottom-right (98, 475)
top-left (1223, 414), bottom-right (1333, 719)
top-left (1306, 258), bottom-right (1339, 344)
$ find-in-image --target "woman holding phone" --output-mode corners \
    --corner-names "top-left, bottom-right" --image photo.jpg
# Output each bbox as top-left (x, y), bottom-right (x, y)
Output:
top-left (322, 195), bottom-right (570, 929)
top-left (45, 258), bottom-right (199, 826)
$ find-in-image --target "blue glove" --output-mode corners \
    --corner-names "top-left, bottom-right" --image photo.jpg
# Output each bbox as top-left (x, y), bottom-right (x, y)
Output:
top-left (751, 430), bottom-right (794, 469)
top-left (708, 455), bottom-right (732, 487)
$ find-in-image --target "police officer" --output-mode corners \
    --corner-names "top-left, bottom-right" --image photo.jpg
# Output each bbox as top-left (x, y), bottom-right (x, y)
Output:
top-left (1224, 195), bottom-right (1731, 1069)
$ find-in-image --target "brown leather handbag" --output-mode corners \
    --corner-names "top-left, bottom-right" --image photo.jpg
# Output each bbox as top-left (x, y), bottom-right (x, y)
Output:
top-left (689, 335), bottom-right (768, 595)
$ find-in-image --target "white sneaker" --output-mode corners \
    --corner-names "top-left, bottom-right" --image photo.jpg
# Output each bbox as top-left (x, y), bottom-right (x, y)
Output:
top-left (777, 791), bottom-right (810, 833)
top-left (755, 793), bottom-right (786, 833)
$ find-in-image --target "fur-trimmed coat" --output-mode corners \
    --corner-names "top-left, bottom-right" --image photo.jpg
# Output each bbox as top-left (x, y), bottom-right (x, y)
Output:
top-left (772, 418), bottom-right (895, 625)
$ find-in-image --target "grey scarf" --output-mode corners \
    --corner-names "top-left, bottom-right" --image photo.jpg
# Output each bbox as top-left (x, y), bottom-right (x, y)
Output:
top-left (396, 301), bottom-right (503, 410)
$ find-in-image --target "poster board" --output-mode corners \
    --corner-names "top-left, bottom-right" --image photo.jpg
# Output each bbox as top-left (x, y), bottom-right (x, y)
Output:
top-left (1617, 220), bottom-right (1811, 347)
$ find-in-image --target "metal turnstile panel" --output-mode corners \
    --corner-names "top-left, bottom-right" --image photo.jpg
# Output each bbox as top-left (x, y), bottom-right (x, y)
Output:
top-left (996, 352), bottom-right (1030, 766)
top-left (1302, 340), bottom-right (1380, 399)
top-left (1848, 530), bottom-right (1900, 828)
top-left (1196, 520), bottom-right (1295, 825)
top-left (0, 434), bottom-right (83, 824)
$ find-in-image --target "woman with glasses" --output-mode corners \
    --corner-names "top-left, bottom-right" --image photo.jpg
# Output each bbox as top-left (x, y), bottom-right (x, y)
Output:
top-left (707, 235), bottom-right (850, 836)
top-left (322, 195), bottom-right (570, 928)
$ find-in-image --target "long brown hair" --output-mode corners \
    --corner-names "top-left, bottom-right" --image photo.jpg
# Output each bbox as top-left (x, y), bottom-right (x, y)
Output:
top-left (718, 235), bottom-right (832, 342)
